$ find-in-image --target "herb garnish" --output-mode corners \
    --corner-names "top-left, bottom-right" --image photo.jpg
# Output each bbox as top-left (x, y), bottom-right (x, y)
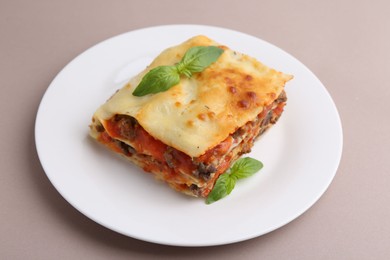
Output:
top-left (206, 157), bottom-right (263, 204)
top-left (132, 46), bottom-right (224, 96)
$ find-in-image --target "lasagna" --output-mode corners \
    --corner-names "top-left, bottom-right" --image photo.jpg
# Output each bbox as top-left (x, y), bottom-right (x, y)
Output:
top-left (89, 35), bottom-right (293, 197)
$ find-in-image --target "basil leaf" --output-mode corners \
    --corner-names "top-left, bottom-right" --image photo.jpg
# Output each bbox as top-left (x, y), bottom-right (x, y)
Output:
top-left (206, 173), bottom-right (236, 204)
top-left (132, 66), bottom-right (180, 96)
top-left (206, 157), bottom-right (263, 204)
top-left (179, 46), bottom-right (224, 74)
top-left (230, 157), bottom-right (263, 180)
top-left (132, 46), bottom-right (223, 96)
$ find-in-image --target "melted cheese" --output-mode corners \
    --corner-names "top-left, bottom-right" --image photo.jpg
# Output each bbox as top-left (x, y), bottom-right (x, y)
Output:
top-left (92, 35), bottom-right (293, 157)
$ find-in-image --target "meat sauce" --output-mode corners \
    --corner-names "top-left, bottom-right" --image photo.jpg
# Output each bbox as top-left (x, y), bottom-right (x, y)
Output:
top-left (97, 115), bottom-right (236, 194)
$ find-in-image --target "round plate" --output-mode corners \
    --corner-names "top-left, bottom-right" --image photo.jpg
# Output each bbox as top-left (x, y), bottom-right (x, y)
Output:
top-left (35, 25), bottom-right (343, 246)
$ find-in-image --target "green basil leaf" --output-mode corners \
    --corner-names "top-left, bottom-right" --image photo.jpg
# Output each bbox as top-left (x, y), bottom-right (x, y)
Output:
top-left (206, 173), bottom-right (236, 204)
top-left (206, 157), bottom-right (263, 204)
top-left (132, 66), bottom-right (180, 96)
top-left (179, 46), bottom-right (224, 74)
top-left (230, 157), bottom-right (263, 180)
top-left (132, 46), bottom-right (223, 97)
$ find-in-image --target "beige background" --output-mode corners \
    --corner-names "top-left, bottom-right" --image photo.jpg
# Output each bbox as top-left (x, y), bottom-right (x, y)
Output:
top-left (1, 0), bottom-right (389, 259)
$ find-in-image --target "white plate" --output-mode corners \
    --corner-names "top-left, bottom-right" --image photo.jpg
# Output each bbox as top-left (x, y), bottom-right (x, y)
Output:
top-left (35, 25), bottom-right (343, 246)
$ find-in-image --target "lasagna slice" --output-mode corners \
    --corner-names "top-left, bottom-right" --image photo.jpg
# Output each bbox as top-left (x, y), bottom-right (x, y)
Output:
top-left (89, 35), bottom-right (293, 197)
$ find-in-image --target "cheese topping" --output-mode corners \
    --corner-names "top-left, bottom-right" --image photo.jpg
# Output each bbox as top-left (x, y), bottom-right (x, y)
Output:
top-left (93, 35), bottom-right (292, 157)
